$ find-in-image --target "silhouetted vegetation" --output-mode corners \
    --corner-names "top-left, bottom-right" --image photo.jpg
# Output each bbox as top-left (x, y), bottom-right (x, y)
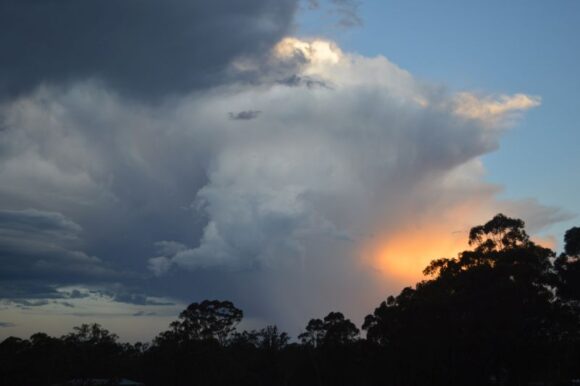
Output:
top-left (2, 214), bottom-right (580, 386)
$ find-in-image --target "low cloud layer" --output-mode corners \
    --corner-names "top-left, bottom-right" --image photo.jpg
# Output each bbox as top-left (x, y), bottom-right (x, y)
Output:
top-left (229, 110), bottom-right (262, 121)
top-left (0, 32), bottom-right (567, 339)
top-left (0, 209), bottom-right (117, 300)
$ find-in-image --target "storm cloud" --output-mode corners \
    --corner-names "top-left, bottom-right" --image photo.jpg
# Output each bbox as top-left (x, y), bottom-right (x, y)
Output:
top-left (0, 0), bottom-right (298, 99)
top-left (0, 209), bottom-right (118, 300)
top-left (0, 2), bottom-right (568, 340)
top-left (229, 110), bottom-right (262, 120)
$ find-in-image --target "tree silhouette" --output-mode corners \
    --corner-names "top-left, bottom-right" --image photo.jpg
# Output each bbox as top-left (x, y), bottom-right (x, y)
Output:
top-left (556, 227), bottom-right (580, 302)
top-left (564, 227), bottom-right (580, 256)
top-left (299, 312), bottom-right (359, 347)
top-left (2, 215), bottom-right (580, 386)
top-left (256, 325), bottom-right (289, 351)
top-left (63, 323), bottom-right (119, 345)
top-left (61, 324), bottom-right (122, 383)
top-left (156, 300), bottom-right (243, 345)
top-left (364, 214), bottom-right (568, 385)
top-left (468, 213), bottom-right (529, 251)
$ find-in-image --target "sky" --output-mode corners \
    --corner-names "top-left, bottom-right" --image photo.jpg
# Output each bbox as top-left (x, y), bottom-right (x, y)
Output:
top-left (0, 0), bottom-right (578, 342)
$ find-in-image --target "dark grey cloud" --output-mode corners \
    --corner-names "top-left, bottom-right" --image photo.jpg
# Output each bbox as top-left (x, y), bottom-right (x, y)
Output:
top-left (68, 289), bottom-right (90, 299)
top-left (0, 283), bottom-right (64, 301)
top-left (0, 322), bottom-right (15, 328)
top-left (0, 209), bottom-right (114, 281)
top-left (110, 292), bottom-right (174, 307)
top-left (229, 110), bottom-right (262, 120)
top-left (0, 209), bottom-right (121, 302)
top-left (0, 0), bottom-right (298, 99)
top-left (11, 299), bottom-right (50, 308)
top-left (330, 0), bottom-right (363, 28)
top-left (0, 209), bottom-right (81, 242)
top-left (133, 311), bottom-right (157, 317)
top-left (304, 0), bottom-right (362, 29)
top-left (278, 74), bottom-right (331, 89)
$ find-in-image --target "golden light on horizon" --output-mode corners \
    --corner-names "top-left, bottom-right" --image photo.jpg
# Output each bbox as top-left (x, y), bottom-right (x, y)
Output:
top-left (532, 235), bottom-right (557, 250)
top-left (363, 221), bottom-right (557, 285)
top-left (360, 197), bottom-right (497, 284)
top-left (363, 224), bottom-right (470, 284)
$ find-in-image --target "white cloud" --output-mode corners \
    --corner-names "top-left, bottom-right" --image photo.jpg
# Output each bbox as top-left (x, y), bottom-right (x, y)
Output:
top-left (143, 38), bottom-right (561, 323)
top-left (0, 37), bottom-right (562, 334)
top-left (453, 92), bottom-right (541, 125)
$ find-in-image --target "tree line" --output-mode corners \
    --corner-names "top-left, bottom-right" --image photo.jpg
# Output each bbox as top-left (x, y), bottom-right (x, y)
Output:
top-left (1, 214), bottom-right (580, 386)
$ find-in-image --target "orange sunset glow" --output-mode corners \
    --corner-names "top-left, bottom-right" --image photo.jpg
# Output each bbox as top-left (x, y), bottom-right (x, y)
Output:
top-left (364, 225), bottom-right (469, 283)
top-left (365, 222), bottom-right (558, 284)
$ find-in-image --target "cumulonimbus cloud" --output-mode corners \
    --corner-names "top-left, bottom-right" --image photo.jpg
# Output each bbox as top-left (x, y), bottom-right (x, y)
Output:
top-left (149, 38), bottom-right (558, 276)
top-left (143, 38), bottom-right (566, 324)
top-left (0, 36), bottom-right (568, 336)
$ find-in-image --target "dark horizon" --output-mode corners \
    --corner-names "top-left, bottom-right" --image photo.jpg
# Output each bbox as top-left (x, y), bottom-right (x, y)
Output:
top-left (2, 214), bottom-right (580, 385)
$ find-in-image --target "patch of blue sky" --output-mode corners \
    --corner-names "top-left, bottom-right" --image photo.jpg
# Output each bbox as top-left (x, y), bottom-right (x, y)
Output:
top-left (297, 0), bottom-right (580, 243)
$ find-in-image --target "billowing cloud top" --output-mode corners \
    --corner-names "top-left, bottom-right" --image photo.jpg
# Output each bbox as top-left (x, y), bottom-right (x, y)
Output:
top-left (144, 39), bottom-right (557, 286)
top-left (0, 5), bottom-right (566, 340)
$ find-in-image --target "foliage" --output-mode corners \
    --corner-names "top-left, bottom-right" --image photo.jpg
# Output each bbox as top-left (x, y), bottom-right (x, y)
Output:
top-left (299, 312), bottom-right (359, 347)
top-left (154, 299), bottom-right (242, 345)
top-left (363, 214), bottom-right (579, 385)
top-left (555, 227), bottom-right (580, 303)
top-left (2, 214), bottom-right (580, 386)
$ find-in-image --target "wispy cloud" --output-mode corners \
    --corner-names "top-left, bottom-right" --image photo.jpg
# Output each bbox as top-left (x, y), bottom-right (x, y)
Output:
top-left (330, 0), bottom-right (363, 28)
top-left (229, 110), bottom-right (262, 120)
top-left (453, 92), bottom-right (541, 125)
